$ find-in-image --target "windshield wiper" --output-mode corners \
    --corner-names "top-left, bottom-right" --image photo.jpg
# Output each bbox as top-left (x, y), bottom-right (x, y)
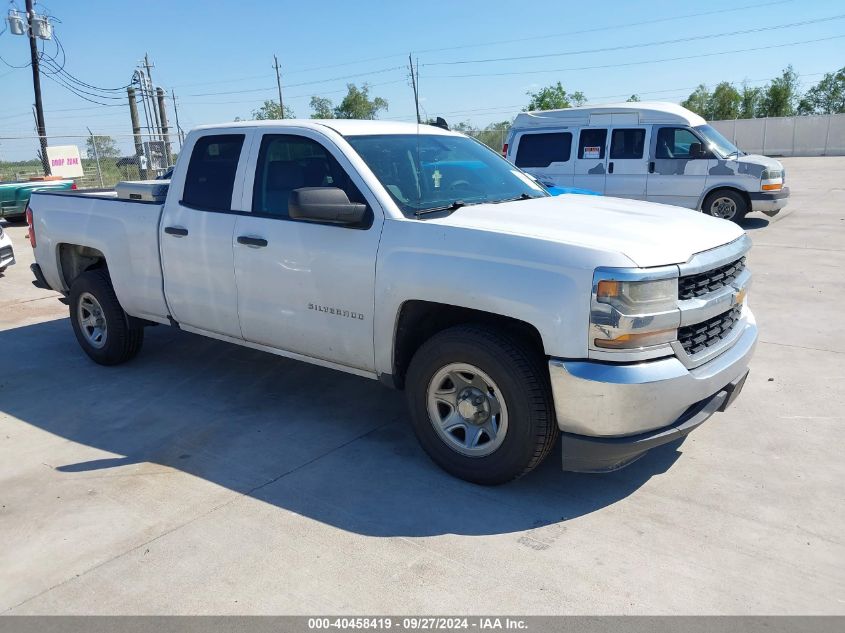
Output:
top-left (492, 192), bottom-right (543, 204)
top-left (725, 150), bottom-right (744, 159)
top-left (415, 200), bottom-right (466, 217)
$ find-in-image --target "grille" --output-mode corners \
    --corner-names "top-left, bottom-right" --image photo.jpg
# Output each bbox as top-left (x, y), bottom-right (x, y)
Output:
top-left (0, 246), bottom-right (12, 261)
top-left (678, 257), bottom-right (745, 300)
top-left (678, 305), bottom-right (742, 356)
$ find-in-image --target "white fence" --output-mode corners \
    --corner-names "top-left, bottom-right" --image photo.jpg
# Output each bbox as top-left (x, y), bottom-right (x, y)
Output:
top-left (710, 113), bottom-right (845, 157)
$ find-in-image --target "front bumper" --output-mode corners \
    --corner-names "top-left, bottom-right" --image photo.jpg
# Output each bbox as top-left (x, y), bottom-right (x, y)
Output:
top-left (749, 187), bottom-right (789, 216)
top-left (549, 308), bottom-right (757, 470)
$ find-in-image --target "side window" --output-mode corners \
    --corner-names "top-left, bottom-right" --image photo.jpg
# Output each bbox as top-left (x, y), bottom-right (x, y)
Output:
top-left (655, 127), bottom-right (701, 159)
top-left (609, 128), bottom-right (646, 159)
top-left (252, 134), bottom-right (367, 221)
top-left (577, 129), bottom-right (608, 159)
top-left (514, 132), bottom-right (572, 168)
top-left (182, 134), bottom-right (245, 211)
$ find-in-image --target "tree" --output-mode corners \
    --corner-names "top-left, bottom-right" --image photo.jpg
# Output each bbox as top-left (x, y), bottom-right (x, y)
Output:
top-left (626, 94), bottom-right (641, 102)
top-left (335, 83), bottom-right (388, 119)
top-left (85, 134), bottom-right (120, 159)
top-left (251, 99), bottom-right (295, 120)
top-left (681, 84), bottom-right (711, 118)
top-left (739, 82), bottom-right (762, 119)
top-left (760, 65), bottom-right (800, 117)
top-left (474, 121), bottom-right (511, 151)
top-left (309, 96), bottom-right (334, 119)
top-left (798, 67), bottom-right (845, 114)
top-left (707, 82), bottom-right (741, 120)
top-left (525, 82), bottom-right (585, 111)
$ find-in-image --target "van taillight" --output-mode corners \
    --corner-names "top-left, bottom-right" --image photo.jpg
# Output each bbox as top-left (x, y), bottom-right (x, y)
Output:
top-left (26, 207), bottom-right (35, 248)
top-left (71, 182), bottom-right (77, 190)
top-left (502, 143), bottom-right (508, 158)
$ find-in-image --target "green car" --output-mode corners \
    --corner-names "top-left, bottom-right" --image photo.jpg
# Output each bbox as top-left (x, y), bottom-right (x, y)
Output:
top-left (0, 178), bottom-right (76, 222)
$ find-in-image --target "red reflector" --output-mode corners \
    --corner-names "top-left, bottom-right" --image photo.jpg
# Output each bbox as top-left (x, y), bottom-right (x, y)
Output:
top-left (71, 182), bottom-right (78, 190)
top-left (502, 143), bottom-right (508, 158)
top-left (26, 207), bottom-right (36, 248)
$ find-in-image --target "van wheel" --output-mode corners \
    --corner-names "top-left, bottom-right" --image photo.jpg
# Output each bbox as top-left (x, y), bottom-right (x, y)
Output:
top-left (69, 270), bottom-right (144, 365)
top-left (703, 189), bottom-right (747, 222)
top-left (405, 325), bottom-right (558, 485)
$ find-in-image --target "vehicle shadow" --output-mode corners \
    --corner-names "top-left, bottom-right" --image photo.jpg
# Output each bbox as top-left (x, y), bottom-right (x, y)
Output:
top-left (739, 216), bottom-right (770, 230)
top-left (0, 318), bottom-right (683, 538)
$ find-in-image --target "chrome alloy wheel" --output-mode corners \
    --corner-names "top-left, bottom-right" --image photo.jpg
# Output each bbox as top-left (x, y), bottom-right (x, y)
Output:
top-left (709, 196), bottom-right (738, 220)
top-left (426, 363), bottom-right (509, 457)
top-left (78, 291), bottom-right (108, 349)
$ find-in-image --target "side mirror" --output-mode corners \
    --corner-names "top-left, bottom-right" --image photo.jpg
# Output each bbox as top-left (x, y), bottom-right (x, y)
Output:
top-left (288, 187), bottom-right (367, 225)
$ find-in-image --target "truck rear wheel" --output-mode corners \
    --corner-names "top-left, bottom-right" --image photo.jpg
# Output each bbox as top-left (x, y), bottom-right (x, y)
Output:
top-left (405, 325), bottom-right (558, 485)
top-left (703, 189), bottom-right (747, 223)
top-left (69, 270), bottom-right (144, 365)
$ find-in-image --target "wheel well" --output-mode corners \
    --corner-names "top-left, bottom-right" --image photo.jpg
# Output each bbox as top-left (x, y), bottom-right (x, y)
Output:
top-left (58, 244), bottom-right (106, 289)
top-left (701, 187), bottom-right (750, 212)
top-left (390, 300), bottom-right (545, 389)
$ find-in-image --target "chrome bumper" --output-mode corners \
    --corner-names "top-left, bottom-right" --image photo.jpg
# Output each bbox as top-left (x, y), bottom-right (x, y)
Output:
top-left (749, 187), bottom-right (789, 216)
top-left (549, 307), bottom-right (757, 439)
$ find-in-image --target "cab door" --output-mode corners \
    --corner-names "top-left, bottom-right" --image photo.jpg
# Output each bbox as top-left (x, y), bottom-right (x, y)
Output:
top-left (511, 131), bottom-right (574, 187)
top-left (646, 126), bottom-right (714, 208)
top-left (159, 132), bottom-right (251, 339)
top-left (573, 128), bottom-right (608, 193)
top-left (232, 131), bottom-right (383, 372)
top-left (605, 127), bottom-right (650, 199)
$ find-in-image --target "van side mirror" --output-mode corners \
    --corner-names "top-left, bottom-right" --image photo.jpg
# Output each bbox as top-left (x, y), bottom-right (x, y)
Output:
top-left (288, 187), bottom-right (367, 225)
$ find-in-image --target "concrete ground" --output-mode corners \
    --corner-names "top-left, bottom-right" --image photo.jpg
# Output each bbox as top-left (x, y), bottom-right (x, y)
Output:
top-left (0, 157), bottom-right (843, 615)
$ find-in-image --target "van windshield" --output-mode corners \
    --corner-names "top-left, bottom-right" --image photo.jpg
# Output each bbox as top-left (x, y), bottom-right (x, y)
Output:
top-left (345, 134), bottom-right (548, 217)
top-left (694, 124), bottom-right (744, 158)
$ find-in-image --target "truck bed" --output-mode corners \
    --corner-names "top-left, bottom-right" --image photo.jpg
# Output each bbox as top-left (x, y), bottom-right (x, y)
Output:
top-left (29, 189), bottom-right (170, 324)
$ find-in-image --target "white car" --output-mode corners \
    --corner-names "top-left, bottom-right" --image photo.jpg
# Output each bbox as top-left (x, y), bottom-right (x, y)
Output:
top-left (28, 120), bottom-right (756, 484)
top-left (0, 224), bottom-right (15, 273)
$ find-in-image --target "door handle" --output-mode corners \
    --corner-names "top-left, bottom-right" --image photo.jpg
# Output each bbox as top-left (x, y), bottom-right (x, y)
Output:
top-left (648, 161), bottom-right (655, 174)
top-left (607, 161), bottom-right (614, 174)
top-left (164, 226), bottom-right (188, 236)
top-left (237, 236), bottom-right (268, 248)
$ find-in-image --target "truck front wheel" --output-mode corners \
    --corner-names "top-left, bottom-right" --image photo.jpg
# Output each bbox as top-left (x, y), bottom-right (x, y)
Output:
top-left (405, 325), bottom-right (558, 485)
top-left (703, 189), bottom-right (748, 223)
top-left (69, 270), bottom-right (144, 365)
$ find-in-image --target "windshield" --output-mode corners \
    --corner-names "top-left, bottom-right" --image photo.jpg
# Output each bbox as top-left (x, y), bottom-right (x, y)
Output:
top-left (345, 134), bottom-right (548, 216)
top-left (694, 124), bottom-right (743, 158)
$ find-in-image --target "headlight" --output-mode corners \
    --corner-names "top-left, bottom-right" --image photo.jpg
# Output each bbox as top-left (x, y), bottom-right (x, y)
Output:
top-left (761, 169), bottom-right (783, 191)
top-left (591, 270), bottom-right (680, 354)
top-left (596, 278), bottom-right (678, 313)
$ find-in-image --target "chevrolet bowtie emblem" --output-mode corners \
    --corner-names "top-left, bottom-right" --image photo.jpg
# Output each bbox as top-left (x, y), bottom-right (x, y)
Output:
top-left (734, 287), bottom-right (747, 305)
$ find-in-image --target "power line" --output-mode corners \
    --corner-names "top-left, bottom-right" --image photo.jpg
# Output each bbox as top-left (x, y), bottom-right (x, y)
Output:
top-left (423, 14), bottom-right (845, 67)
top-left (427, 35), bottom-right (845, 79)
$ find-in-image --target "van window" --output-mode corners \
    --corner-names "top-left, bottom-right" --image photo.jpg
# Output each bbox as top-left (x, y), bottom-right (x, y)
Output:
top-left (610, 129), bottom-right (646, 159)
top-left (514, 132), bottom-right (572, 167)
top-left (253, 134), bottom-right (367, 221)
top-left (578, 129), bottom-right (607, 159)
top-left (655, 127), bottom-right (702, 159)
top-left (182, 134), bottom-right (245, 211)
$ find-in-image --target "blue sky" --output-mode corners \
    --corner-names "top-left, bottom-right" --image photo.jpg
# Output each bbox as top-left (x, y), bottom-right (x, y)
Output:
top-left (0, 0), bottom-right (843, 159)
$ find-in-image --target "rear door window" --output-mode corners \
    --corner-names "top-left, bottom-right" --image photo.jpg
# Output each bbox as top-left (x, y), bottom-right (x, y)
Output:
top-left (514, 132), bottom-right (572, 167)
top-left (609, 128), bottom-right (646, 159)
top-left (578, 129), bottom-right (608, 159)
top-left (182, 134), bottom-right (245, 211)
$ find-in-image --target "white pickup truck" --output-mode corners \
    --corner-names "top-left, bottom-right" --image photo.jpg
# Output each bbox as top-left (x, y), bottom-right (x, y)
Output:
top-left (27, 120), bottom-right (756, 485)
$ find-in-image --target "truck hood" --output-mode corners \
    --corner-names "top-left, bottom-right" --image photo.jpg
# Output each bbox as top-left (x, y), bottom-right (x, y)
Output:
top-left (429, 194), bottom-right (745, 268)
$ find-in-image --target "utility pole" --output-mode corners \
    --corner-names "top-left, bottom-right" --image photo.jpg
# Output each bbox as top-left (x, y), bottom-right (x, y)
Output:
top-left (409, 53), bottom-right (421, 124)
top-left (127, 86), bottom-right (148, 179)
top-left (171, 89), bottom-right (185, 146)
top-left (143, 53), bottom-right (163, 140)
top-left (26, 0), bottom-right (50, 175)
top-left (156, 87), bottom-right (173, 166)
top-left (273, 55), bottom-right (285, 118)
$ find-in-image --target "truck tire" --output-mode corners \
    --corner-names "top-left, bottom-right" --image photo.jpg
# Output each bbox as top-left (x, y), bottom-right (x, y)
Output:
top-left (69, 269), bottom-right (144, 365)
top-left (703, 189), bottom-right (747, 223)
top-left (405, 324), bottom-right (558, 485)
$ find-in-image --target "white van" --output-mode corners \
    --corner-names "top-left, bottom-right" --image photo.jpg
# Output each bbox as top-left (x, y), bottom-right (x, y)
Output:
top-left (505, 102), bottom-right (789, 222)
